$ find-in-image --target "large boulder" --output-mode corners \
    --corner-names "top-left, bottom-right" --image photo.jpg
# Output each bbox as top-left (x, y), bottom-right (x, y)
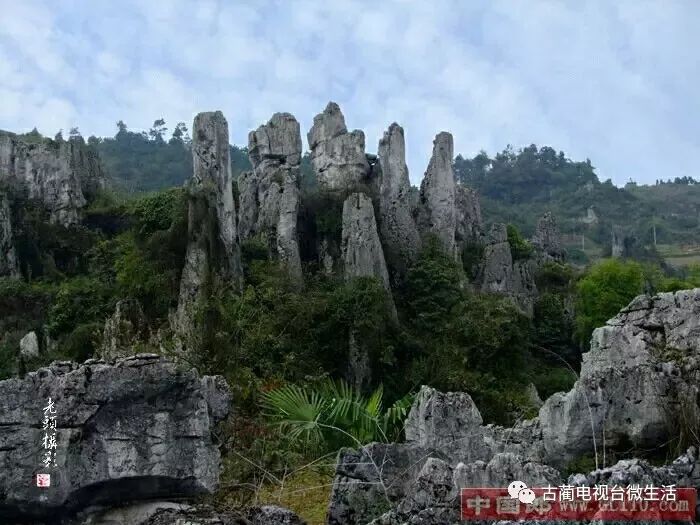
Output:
top-left (539, 288), bottom-right (700, 467)
top-left (19, 331), bottom-right (40, 359)
top-left (0, 132), bottom-right (103, 227)
top-left (0, 192), bottom-right (20, 278)
top-left (307, 102), bottom-right (370, 193)
top-left (377, 123), bottom-right (420, 279)
top-left (0, 355), bottom-right (230, 522)
top-left (240, 113), bottom-right (303, 284)
top-left (173, 111), bottom-right (243, 342)
top-left (417, 132), bottom-right (456, 256)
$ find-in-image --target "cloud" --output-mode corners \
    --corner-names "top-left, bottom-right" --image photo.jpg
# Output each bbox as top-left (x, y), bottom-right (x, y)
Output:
top-left (0, 0), bottom-right (698, 185)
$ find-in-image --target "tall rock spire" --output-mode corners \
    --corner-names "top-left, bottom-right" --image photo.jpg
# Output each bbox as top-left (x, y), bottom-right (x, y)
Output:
top-left (378, 123), bottom-right (420, 278)
top-left (173, 111), bottom-right (242, 342)
top-left (418, 132), bottom-right (457, 255)
top-left (307, 102), bottom-right (370, 193)
top-left (239, 113), bottom-right (303, 285)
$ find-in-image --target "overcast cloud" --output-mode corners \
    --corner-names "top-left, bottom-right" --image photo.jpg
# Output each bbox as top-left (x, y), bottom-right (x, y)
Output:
top-left (0, 0), bottom-right (698, 185)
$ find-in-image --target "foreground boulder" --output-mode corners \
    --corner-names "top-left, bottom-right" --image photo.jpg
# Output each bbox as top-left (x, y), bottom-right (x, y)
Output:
top-left (328, 288), bottom-right (700, 523)
top-left (0, 354), bottom-right (230, 522)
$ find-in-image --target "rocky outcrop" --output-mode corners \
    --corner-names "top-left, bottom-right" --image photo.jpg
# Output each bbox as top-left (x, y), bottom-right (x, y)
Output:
top-left (0, 132), bottom-right (103, 226)
top-left (173, 111), bottom-right (243, 342)
top-left (99, 299), bottom-right (147, 361)
top-left (342, 193), bottom-right (391, 291)
top-left (72, 502), bottom-right (306, 525)
top-left (341, 192), bottom-right (394, 390)
top-left (307, 102), bottom-right (370, 193)
top-left (0, 354), bottom-right (231, 522)
top-left (19, 330), bottom-right (39, 359)
top-left (539, 288), bottom-right (700, 467)
top-left (377, 123), bottom-right (420, 279)
top-left (477, 223), bottom-right (537, 315)
top-left (417, 132), bottom-right (456, 255)
top-left (239, 113), bottom-right (303, 284)
top-left (454, 184), bottom-right (483, 251)
top-left (531, 211), bottom-right (565, 262)
top-left (612, 226), bottom-right (625, 257)
top-left (0, 192), bottom-right (20, 278)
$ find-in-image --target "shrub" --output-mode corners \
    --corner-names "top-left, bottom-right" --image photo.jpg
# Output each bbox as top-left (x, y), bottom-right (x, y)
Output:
top-left (507, 224), bottom-right (533, 260)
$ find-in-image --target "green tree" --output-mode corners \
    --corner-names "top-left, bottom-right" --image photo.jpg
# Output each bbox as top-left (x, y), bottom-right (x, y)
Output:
top-left (575, 259), bottom-right (645, 345)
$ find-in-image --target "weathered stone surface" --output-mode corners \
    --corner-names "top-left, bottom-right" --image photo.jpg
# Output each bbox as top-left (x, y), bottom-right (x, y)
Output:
top-left (307, 102), bottom-right (370, 193)
top-left (99, 299), bottom-right (147, 361)
top-left (531, 212), bottom-right (565, 262)
top-left (173, 111), bottom-right (242, 341)
top-left (454, 184), bottom-right (483, 250)
top-left (341, 192), bottom-right (394, 389)
top-left (418, 132), bottom-right (456, 255)
top-left (477, 223), bottom-right (537, 315)
top-left (241, 113), bottom-right (303, 284)
top-left (74, 502), bottom-right (306, 525)
top-left (0, 192), bottom-right (20, 278)
top-left (0, 132), bottom-right (103, 226)
top-left (342, 193), bottom-right (391, 291)
top-left (19, 330), bottom-right (39, 359)
top-left (539, 288), bottom-right (700, 467)
top-left (377, 123), bottom-right (420, 278)
top-left (0, 355), bottom-right (231, 522)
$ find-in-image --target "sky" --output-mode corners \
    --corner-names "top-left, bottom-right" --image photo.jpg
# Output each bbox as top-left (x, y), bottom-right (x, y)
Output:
top-left (0, 0), bottom-right (698, 186)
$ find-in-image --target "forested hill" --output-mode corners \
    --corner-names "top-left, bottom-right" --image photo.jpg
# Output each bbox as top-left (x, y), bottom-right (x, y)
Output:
top-left (455, 146), bottom-right (700, 263)
top-left (90, 120), bottom-right (699, 263)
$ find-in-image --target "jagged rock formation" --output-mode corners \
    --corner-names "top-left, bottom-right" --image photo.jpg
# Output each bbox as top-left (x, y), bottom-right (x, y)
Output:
top-left (239, 113), bottom-right (303, 284)
top-left (99, 299), bottom-right (147, 361)
top-left (0, 131), bottom-right (103, 226)
top-left (531, 211), bottom-right (565, 262)
top-left (173, 111), bottom-right (243, 342)
top-left (342, 193), bottom-right (391, 291)
top-left (417, 132), bottom-right (457, 255)
top-left (539, 288), bottom-right (700, 466)
top-left (0, 354), bottom-right (231, 522)
top-left (477, 223), bottom-right (537, 315)
top-left (19, 330), bottom-right (39, 359)
top-left (0, 192), bottom-right (19, 278)
top-left (72, 502), bottom-right (306, 525)
top-left (611, 226), bottom-right (625, 257)
top-left (454, 184), bottom-right (483, 251)
top-left (307, 102), bottom-right (370, 193)
top-left (328, 288), bottom-right (700, 523)
top-left (341, 192), bottom-right (394, 389)
top-left (377, 123), bottom-right (420, 278)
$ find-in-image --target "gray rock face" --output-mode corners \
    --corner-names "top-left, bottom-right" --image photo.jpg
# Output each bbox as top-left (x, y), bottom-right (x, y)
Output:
top-left (307, 102), bottom-right (370, 193)
top-left (173, 111), bottom-right (242, 341)
top-left (539, 288), bottom-right (700, 467)
top-left (341, 192), bottom-right (394, 389)
top-left (454, 184), bottom-right (483, 250)
top-left (240, 113), bottom-right (303, 284)
top-left (0, 132), bottom-right (103, 227)
top-left (99, 299), bottom-right (147, 361)
top-left (418, 132), bottom-right (456, 255)
top-left (611, 227), bottom-right (625, 257)
top-left (377, 123), bottom-right (420, 278)
top-left (0, 354), bottom-right (231, 522)
top-left (531, 212), bottom-right (565, 262)
top-left (477, 223), bottom-right (537, 315)
top-left (342, 192), bottom-right (391, 291)
top-left (19, 331), bottom-right (39, 359)
top-left (0, 192), bottom-right (20, 278)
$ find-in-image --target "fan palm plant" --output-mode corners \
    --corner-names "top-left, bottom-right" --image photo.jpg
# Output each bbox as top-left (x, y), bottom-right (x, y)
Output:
top-left (260, 380), bottom-right (414, 452)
